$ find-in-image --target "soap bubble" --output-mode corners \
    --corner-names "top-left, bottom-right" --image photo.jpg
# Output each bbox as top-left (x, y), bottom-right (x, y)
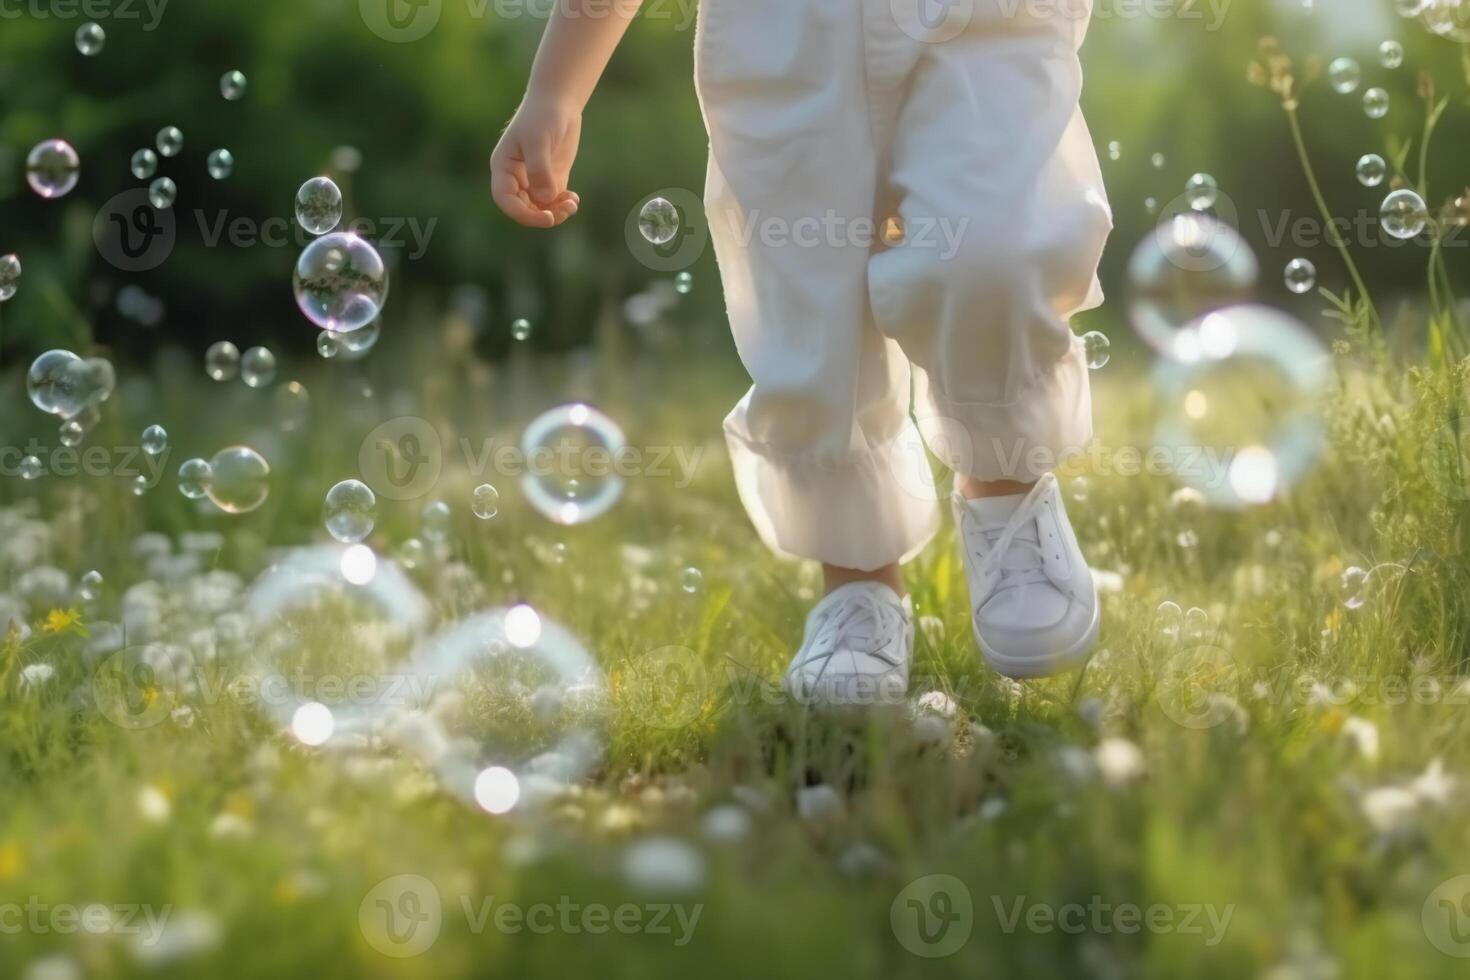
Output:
top-left (205, 341), bottom-right (241, 381)
top-left (178, 458), bottom-right (213, 499)
top-left (1328, 57), bottom-right (1361, 93)
top-left (148, 177), bottom-right (177, 210)
top-left (220, 70), bottom-right (247, 100)
top-left (20, 456), bottom-right (43, 481)
top-left (156, 126), bottom-right (184, 158)
top-left (59, 420), bottom-right (84, 448)
top-left (26, 140), bottom-right (80, 199)
top-left (420, 501), bottom-right (452, 542)
top-left (0, 254), bottom-right (19, 301)
top-left (520, 404), bottom-right (627, 525)
top-left (142, 425), bottom-right (168, 456)
top-left (293, 232), bottom-right (389, 333)
top-left (276, 381), bottom-right (310, 432)
top-left (1127, 212), bottom-right (1258, 357)
top-left (681, 567), bottom-right (703, 594)
top-left (472, 484), bottom-right (500, 520)
top-left (1380, 189), bottom-right (1428, 240)
top-left (241, 346), bottom-right (277, 388)
top-left (1185, 173), bottom-right (1218, 211)
top-left (131, 475), bottom-right (148, 496)
top-left (323, 480), bottom-right (376, 544)
top-left (1156, 600), bottom-right (1183, 640)
top-left (316, 332), bottom-right (341, 359)
top-left (340, 319), bottom-right (381, 357)
top-left (79, 570), bottom-right (103, 602)
top-left (398, 538), bottom-right (426, 569)
top-left (206, 447), bottom-right (271, 514)
top-left (511, 318), bottom-right (532, 342)
top-left (1379, 40), bottom-right (1404, 68)
top-left (295, 177), bottom-right (343, 236)
top-left (1152, 305), bottom-right (1328, 508)
top-left (1283, 258), bottom-right (1316, 295)
top-left (1151, 151), bottom-right (1166, 169)
top-left (1362, 87), bottom-right (1390, 119)
top-left (207, 149), bottom-right (234, 180)
top-left (1355, 153), bottom-right (1386, 187)
top-left (75, 22), bottom-right (105, 55)
top-left (131, 148), bottom-right (158, 180)
top-left (1107, 140), bottom-right (1121, 160)
top-left (27, 350), bottom-right (89, 417)
top-left (1082, 330), bottom-right (1111, 369)
top-left (639, 197), bottom-right (679, 245)
top-left (674, 272), bottom-right (694, 295)
top-left (1340, 566), bottom-right (1368, 609)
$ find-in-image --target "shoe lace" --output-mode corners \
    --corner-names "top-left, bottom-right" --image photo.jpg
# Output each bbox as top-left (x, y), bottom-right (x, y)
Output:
top-left (793, 589), bottom-right (904, 681)
top-left (963, 476), bottom-right (1056, 607)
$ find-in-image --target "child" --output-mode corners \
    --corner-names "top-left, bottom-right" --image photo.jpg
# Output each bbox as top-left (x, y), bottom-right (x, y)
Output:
top-left (492, 0), bottom-right (1111, 704)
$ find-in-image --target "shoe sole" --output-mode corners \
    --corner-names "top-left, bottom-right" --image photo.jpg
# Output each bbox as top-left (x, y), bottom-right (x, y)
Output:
top-left (974, 591), bottom-right (1100, 680)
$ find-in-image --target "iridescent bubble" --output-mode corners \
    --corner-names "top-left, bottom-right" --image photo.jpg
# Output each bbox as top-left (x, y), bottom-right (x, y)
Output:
top-left (207, 149), bottom-right (234, 180)
top-left (156, 126), bottom-right (184, 158)
top-left (295, 177), bottom-right (343, 236)
top-left (132, 475), bottom-right (148, 497)
top-left (472, 484), bottom-right (500, 520)
top-left (1341, 565), bottom-right (1368, 609)
top-left (1183, 606), bottom-right (1210, 641)
top-left (341, 319), bottom-right (380, 354)
top-left (1363, 87), bottom-right (1390, 119)
top-left (59, 420), bottom-right (84, 448)
top-left (1185, 173), bottom-right (1218, 211)
top-left (75, 22), bottom-right (105, 56)
top-left (521, 404), bottom-right (627, 525)
top-left (84, 357), bottom-right (115, 406)
top-left (131, 148), bottom-right (158, 180)
top-left (220, 70), bottom-right (248, 100)
top-left (293, 232), bottom-right (389, 333)
top-left (511, 318), bottom-right (532, 342)
top-left (1152, 305), bottom-right (1328, 508)
top-left (1379, 39), bottom-right (1404, 68)
top-left (1126, 212), bottom-right (1259, 356)
top-left (79, 569), bottom-right (103, 602)
top-left (1381, 188), bottom-right (1428, 239)
top-left (1283, 257), bottom-right (1316, 294)
top-left (27, 350), bottom-right (86, 417)
top-left (681, 567), bottom-right (703, 594)
top-left (323, 480), bottom-right (376, 544)
top-left (26, 140), bottom-right (80, 199)
top-left (1355, 153), bottom-right (1386, 187)
top-left (316, 332), bottom-right (341, 359)
top-left (639, 197), bottom-right (679, 245)
top-left (178, 458), bottom-right (213, 499)
top-left (1422, 0), bottom-right (1470, 37)
top-left (148, 177), bottom-right (177, 210)
top-left (142, 424), bottom-right (168, 456)
top-left (20, 456), bottom-right (43, 481)
top-left (1328, 57), bottom-right (1361, 93)
top-left (0, 254), bottom-right (20, 302)
top-left (206, 446), bottom-right (270, 514)
top-left (674, 272), bottom-right (694, 295)
top-left (1082, 330), bottom-right (1111, 369)
top-left (398, 538), bottom-right (426, 569)
top-left (421, 501), bottom-right (452, 542)
top-left (276, 381), bottom-right (310, 431)
top-left (1155, 600), bottom-right (1183, 640)
top-left (205, 341), bottom-right (241, 381)
top-left (241, 346), bottom-right (277, 388)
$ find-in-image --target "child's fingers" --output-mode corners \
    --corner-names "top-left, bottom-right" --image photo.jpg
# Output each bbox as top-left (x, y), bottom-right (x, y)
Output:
top-left (524, 132), bottom-right (561, 207)
top-left (549, 191), bottom-right (579, 225)
top-left (491, 168), bottom-right (555, 228)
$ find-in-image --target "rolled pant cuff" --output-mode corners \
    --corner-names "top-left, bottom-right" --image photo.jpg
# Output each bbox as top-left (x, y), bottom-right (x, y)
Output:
top-left (724, 417), bottom-right (941, 572)
top-left (921, 338), bottom-right (1096, 483)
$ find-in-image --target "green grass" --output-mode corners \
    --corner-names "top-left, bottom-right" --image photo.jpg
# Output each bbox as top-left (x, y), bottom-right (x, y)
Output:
top-left (1, 334), bottom-right (1469, 980)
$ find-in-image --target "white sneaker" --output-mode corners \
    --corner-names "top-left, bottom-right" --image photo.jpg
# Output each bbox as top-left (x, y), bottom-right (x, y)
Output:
top-left (783, 581), bottom-right (913, 707)
top-left (952, 473), bottom-right (1098, 679)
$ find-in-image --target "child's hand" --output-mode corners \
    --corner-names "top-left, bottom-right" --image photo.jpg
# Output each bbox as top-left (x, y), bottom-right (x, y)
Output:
top-left (491, 98), bottom-right (582, 228)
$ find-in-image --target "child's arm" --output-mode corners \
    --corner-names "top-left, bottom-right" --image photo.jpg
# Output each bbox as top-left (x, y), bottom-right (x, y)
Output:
top-left (491, 0), bottom-right (644, 228)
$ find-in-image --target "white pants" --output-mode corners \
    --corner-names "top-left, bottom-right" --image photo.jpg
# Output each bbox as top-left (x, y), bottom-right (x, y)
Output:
top-left (696, 0), bottom-right (1112, 571)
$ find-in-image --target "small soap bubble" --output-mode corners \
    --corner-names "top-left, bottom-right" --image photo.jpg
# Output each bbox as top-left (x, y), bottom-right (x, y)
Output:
top-left (79, 570), bottom-right (103, 601)
top-left (398, 538), bottom-right (426, 569)
top-left (1355, 153), bottom-right (1386, 187)
top-left (420, 500), bottom-right (452, 542)
top-left (205, 341), bottom-right (241, 381)
top-left (1379, 39), bottom-right (1404, 68)
top-left (316, 332), bottom-right (341, 359)
top-left (323, 480), bottom-right (376, 544)
top-left (674, 272), bottom-right (694, 295)
top-left (511, 318), bottom-right (532, 342)
top-left (178, 458), bottom-right (213, 499)
top-left (20, 456), bottom-right (42, 481)
top-left (681, 567), bottom-right (703, 594)
top-left (157, 126), bottom-right (184, 158)
top-left (132, 475), bottom-right (148, 497)
top-left (131, 148), bottom-right (158, 180)
top-left (240, 346), bottom-right (277, 388)
top-left (521, 404), bottom-right (627, 525)
top-left (220, 70), bottom-right (248, 100)
top-left (75, 22), bottom-right (105, 55)
top-left (1082, 330), bottom-right (1111, 369)
top-left (1284, 258), bottom-right (1316, 294)
top-left (1328, 57), bottom-right (1361, 93)
top-left (639, 197), bottom-right (679, 245)
top-left (341, 320), bottom-right (380, 355)
top-left (1150, 152), bottom-right (1165, 169)
top-left (1341, 565), bottom-right (1368, 609)
top-left (207, 149), bottom-right (234, 180)
top-left (206, 446), bottom-right (270, 514)
top-left (1155, 600), bottom-right (1183, 640)
top-left (295, 177), bottom-right (343, 236)
top-left (1381, 188), bottom-right (1428, 239)
top-left (293, 232), bottom-right (388, 333)
top-left (472, 484), bottom-right (500, 520)
top-left (149, 177), bottom-right (177, 210)
top-left (1107, 140), bottom-right (1121, 161)
top-left (59, 420), bottom-right (84, 448)
top-left (0, 254), bottom-right (19, 302)
top-left (1362, 87), bottom-right (1390, 119)
top-left (1185, 173), bottom-right (1218, 211)
top-left (26, 140), bottom-right (80, 199)
top-left (142, 425), bottom-right (168, 456)
top-left (276, 381), bottom-right (310, 431)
